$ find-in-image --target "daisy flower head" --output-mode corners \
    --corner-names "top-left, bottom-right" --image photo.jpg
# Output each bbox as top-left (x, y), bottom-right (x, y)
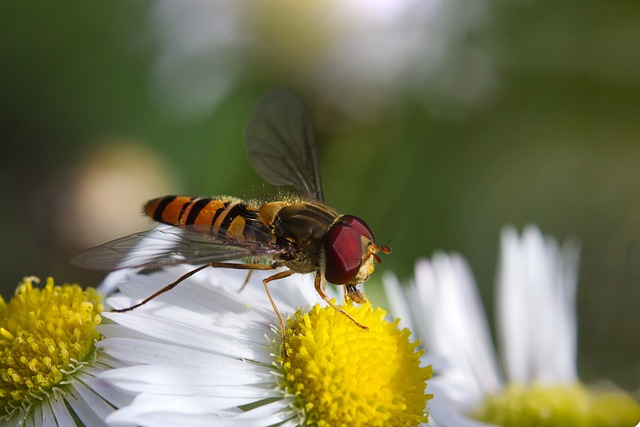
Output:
top-left (0, 276), bottom-right (129, 426)
top-left (98, 264), bottom-right (433, 427)
top-left (384, 225), bottom-right (640, 427)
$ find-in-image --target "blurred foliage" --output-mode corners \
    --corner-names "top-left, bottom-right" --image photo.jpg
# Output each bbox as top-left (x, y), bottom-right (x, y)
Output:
top-left (1, 1), bottom-right (639, 391)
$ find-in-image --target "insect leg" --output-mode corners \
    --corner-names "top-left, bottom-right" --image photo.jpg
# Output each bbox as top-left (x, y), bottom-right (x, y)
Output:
top-left (314, 274), bottom-right (368, 331)
top-left (262, 270), bottom-right (295, 357)
top-left (111, 263), bottom-right (212, 313)
top-left (237, 270), bottom-right (254, 293)
top-left (345, 283), bottom-right (367, 304)
top-left (111, 262), bottom-right (278, 313)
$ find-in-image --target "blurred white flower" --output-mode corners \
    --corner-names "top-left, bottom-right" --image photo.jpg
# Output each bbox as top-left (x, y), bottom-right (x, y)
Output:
top-left (148, 0), bottom-right (493, 119)
top-left (385, 225), bottom-right (640, 427)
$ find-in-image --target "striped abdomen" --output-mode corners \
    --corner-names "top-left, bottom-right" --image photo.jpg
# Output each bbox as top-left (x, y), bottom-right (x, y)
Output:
top-left (144, 196), bottom-right (265, 241)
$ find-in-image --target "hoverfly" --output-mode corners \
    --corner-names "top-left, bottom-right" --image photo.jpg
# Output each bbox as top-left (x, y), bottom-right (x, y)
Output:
top-left (73, 89), bottom-right (391, 348)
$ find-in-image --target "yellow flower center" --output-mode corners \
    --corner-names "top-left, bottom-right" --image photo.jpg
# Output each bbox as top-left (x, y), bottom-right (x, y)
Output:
top-left (475, 383), bottom-right (640, 427)
top-left (0, 277), bottom-right (103, 420)
top-left (280, 301), bottom-right (433, 427)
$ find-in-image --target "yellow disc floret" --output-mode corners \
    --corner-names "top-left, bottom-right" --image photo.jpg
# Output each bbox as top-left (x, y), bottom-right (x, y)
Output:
top-left (475, 382), bottom-right (640, 427)
top-left (281, 301), bottom-right (433, 427)
top-left (0, 277), bottom-right (103, 418)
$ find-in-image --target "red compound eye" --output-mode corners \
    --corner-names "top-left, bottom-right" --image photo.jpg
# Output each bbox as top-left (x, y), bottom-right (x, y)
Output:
top-left (340, 215), bottom-right (374, 241)
top-left (324, 215), bottom-right (373, 284)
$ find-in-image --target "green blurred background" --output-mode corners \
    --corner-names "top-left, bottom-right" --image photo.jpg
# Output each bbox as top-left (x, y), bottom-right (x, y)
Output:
top-left (1, 1), bottom-right (638, 392)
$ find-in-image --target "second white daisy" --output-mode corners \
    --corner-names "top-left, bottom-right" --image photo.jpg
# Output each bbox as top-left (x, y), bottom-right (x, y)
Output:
top-left (385, 225), bottom-right (640, 427)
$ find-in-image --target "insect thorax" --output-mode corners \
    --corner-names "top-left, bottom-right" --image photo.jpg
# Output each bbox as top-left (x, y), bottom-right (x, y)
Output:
top-left (259, 201), bottom-right (338, 274)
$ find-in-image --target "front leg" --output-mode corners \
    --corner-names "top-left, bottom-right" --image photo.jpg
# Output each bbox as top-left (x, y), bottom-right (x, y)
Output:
top-left (111, 262), bottom-right (278, 313)
top-left (344, 283), bottom-right (367, 304)
top-left (314, 274), bottom-right (368, 330)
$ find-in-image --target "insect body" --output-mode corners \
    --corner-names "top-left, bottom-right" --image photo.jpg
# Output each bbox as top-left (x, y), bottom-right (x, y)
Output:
top-left (73, 90), bottom-right (391, 348)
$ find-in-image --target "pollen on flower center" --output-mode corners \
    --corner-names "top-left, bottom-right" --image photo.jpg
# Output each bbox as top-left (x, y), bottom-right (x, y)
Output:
top-left (279, 301), bottom-right (433, 427)
top-left (474, 383), bottom-right (640, 427)
top-left (0, 277), bottom-right (103, 418)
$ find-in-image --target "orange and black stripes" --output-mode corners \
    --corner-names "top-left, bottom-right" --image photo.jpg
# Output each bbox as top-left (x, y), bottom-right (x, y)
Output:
top-left (144, 196), bottom-right (262, 240)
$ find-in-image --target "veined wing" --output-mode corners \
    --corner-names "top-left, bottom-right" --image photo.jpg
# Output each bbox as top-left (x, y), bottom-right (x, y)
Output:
top-left (71, 224), bottom-right (291, 271)
top-left (245, 89), bottom-right (324, 202)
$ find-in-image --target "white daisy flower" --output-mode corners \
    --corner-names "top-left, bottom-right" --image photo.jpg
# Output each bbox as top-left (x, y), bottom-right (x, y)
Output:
top-left (385, 225), bottom-right (640, 427)
top-left (98, 264), bottom-right (433, 427)
top-left (0, 276), bottom-right (131, 426)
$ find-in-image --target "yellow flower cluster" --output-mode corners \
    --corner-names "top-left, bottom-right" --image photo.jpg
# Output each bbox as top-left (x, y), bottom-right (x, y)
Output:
top-left (282, 302), bottom-right (432, 427)
top-left (475, 382), bottom-right (640, 427)
top-left (0, 277), bottom-right (103, 417)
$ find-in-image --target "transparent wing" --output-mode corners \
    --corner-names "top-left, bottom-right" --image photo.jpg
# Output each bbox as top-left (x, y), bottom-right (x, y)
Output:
top-left (245, 89), bottom-right (324, 202)
top-left (71, 224), bottom-right (291, 271)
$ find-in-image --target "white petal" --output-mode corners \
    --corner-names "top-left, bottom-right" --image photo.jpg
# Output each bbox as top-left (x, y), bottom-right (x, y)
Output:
top-left (64, 382), bottom-right (110, 427)
top-left (76, 371), bottom-right (133, 410)
top-left (113, 411), bottom-right (294, 427)
top-left (496, 225), bottom-right (531, 383)
top-left (27, 404), bottom-right (41, 427)
top-left (496, 225), bottom-right (579, 384)
top-left (98, 268), bottom-right (141, 297)
top-left (405, 260), bottom-right (437, 348)
top-left (414, 254), bottom-right (501, 405)
top-left (554, 238), bottom-right (579, 382)
top-left (48, 393), bottom-right (77, 427)
top-left (40, 399), bottom-right (56, 427)
top-left (110, 270), bottom-right (268, 318)
top-left (523, 226), bottom-right (559, 382)
top-left (98, 337), bottom-right (255, 368)
top-left (103, 311), bottom-right (268, 361)
top-left (107, 394), bottom-right (291, 426)
top-left (132, 393), bottom-right (254, 413)
top-left (382, 271), bottom-right (417, 334)
top-left (101, 363), bottom-right (273, 391)
top-left (231, 398), bottom-right (297, 421)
